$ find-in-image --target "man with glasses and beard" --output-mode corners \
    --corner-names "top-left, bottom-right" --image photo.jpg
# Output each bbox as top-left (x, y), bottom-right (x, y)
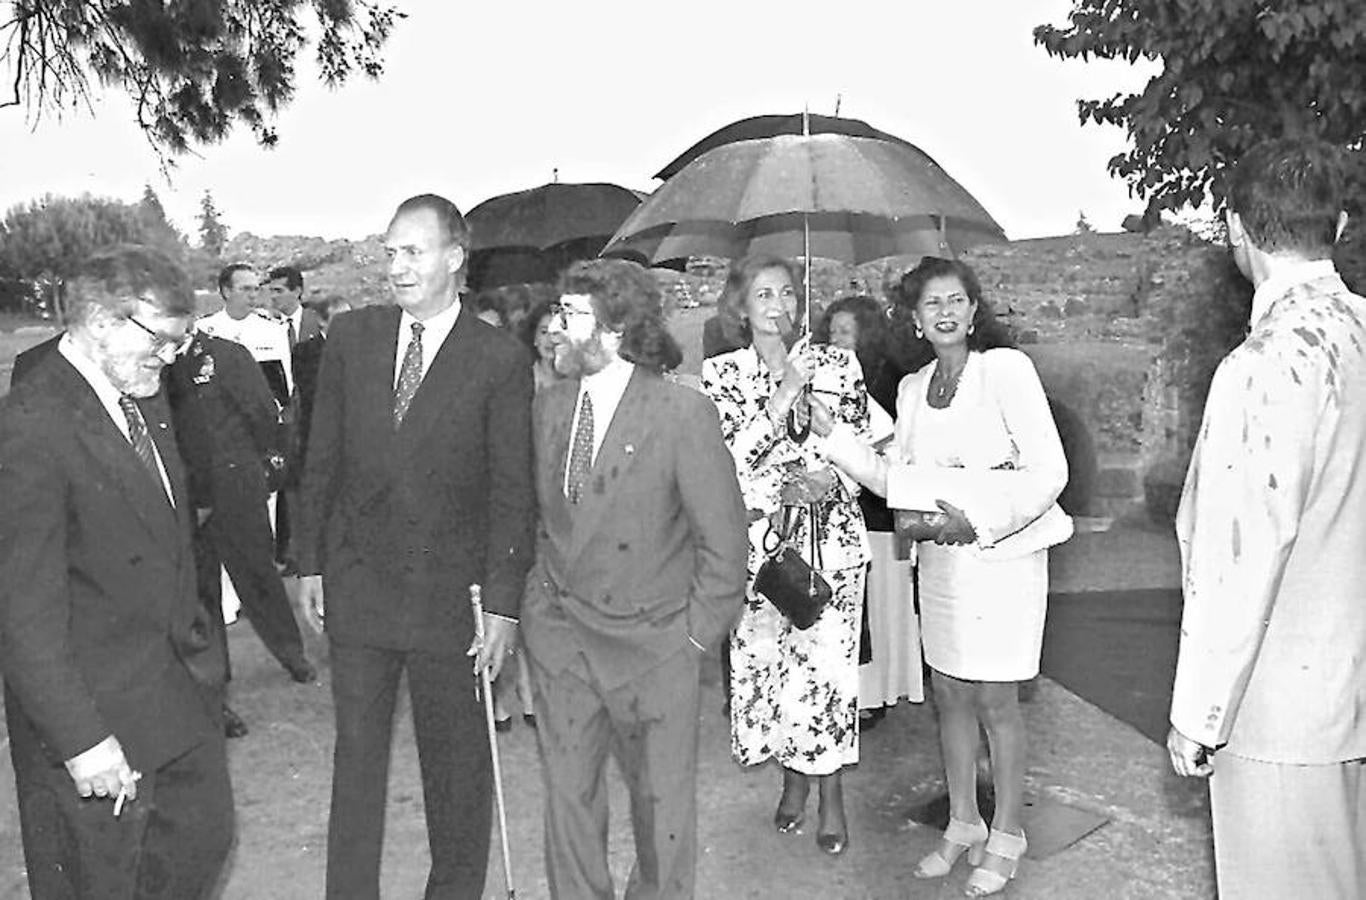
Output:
top-left (521, 259), bottom-right (748, 899)
top-left (0, 244), bottom-right (233, 899)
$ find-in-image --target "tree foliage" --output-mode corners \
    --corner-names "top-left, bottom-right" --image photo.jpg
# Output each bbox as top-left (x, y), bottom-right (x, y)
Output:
top-left (1035, 1), bottom-right (1366, 213)
top-left (197, 190), bottom-right (228, 257)
top-left (0, 193), bottom-right (160, 320)
top-left (1, 0), bottom-right (402, 154)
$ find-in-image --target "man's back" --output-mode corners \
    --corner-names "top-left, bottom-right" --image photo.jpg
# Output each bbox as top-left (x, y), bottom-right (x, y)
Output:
top-left (1174, 268), bottom-right (1366, 763)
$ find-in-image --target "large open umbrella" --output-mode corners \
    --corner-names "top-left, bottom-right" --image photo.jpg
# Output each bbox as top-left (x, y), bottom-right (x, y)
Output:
top-left (602, 132), bottom-right (1007, 270)
top-left (466, 182), bottom-right (642, 289)
top-left (653, 112), bottom-right (920, 181)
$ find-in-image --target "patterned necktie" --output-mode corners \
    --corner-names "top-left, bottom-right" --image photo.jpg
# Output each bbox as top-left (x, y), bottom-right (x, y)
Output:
top-left (566, 391), bottom-right (594, 504)
top-left (118, 396), bottom-right (167, 501)
top-left (393, 322), bottom-right (424, 427)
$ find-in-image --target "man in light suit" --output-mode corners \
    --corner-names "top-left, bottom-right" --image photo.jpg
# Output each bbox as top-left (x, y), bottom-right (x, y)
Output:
top-left (1167, 138), bottom-right (1366, 899)
top-left (296, 194), bottom-right (535, 899)
top-left (0, 244), bottom-right (232, 899)
top-left (522, 259), bottom-right (748, 899)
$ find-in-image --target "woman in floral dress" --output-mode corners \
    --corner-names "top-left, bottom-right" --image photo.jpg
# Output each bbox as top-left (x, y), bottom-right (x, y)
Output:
top-left (700, 254), bottom-right (872, 856)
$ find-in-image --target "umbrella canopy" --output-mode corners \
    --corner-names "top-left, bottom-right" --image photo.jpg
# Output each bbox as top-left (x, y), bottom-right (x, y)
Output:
top-left (653, 113), bottom-right (920, 181)
top-left (465, 182), bottom-right (642, 252)
top-left (602, 133), bottom-right (1007, 267)
top-left (465, 182), bottom-right (642, 290)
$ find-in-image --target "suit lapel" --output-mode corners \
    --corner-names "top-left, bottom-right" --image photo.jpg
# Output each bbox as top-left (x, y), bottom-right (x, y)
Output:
top-left (395, 308), bottom-right (480, 448)
top-left (52, 359), bottom-right (180, 545)
top-left (566, 369), bottom-right (652, 562)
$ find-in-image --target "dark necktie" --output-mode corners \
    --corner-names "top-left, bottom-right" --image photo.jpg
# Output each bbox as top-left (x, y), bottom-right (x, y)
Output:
top-left (118, 396), bottom-right (167, 501)
top-left (566, 391), bottom-right (594, 504)
top-left (393, 322), bottom-right (424, 427)
top-left (287, 317), bottom-right (298, 348)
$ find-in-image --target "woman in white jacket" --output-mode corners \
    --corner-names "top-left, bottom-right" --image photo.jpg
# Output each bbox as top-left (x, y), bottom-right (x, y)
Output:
top-left (814, 257), bottom-right (1070, 897)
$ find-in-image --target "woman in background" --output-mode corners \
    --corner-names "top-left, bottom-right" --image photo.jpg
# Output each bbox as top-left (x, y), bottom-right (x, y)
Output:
top-left (815, 257), bottom-right (1069, 896)
top-left (519, 297), bottom-right (563, 392)
top-left (815, 296), bottom-right (924, 729)
top-left (701, 254), bottom-right (871, 856)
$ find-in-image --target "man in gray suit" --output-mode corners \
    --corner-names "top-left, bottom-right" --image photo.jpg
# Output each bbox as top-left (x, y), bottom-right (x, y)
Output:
top-left (1168, 138), bottom-right (1366, 899)
top-left (522, 259), bottom-right (748, 899)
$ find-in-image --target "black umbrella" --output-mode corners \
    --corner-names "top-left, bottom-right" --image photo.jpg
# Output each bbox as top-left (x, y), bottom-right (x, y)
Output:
top-left (466, 182), bottom-right (642, 290)
top-left (653, 112), bottom-right (921, 181)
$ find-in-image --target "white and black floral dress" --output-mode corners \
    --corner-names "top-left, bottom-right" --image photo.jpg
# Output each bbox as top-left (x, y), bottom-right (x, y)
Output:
top-left (701, 343), bottom-right (872, 775)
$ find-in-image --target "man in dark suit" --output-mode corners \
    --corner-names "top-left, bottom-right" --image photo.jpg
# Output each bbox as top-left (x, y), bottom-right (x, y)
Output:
top-left (0, 244), bottom-right (233, 899)
top-left (265, 264), bottom-right (323, 569)
top-left (296, 193), bottom-right (536, 899)
top-left (165, 330), bottom-right (316, 708)
top-left (522, 259), bottom-right (748, 899)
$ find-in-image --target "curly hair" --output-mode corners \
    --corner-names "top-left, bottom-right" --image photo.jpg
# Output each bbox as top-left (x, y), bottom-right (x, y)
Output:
top-left (715, 254), bottom-right (807, 347)
top-left (557, 259), bottom-right (682, 373)
top-left (889, 256), bottom-right (1014, 359)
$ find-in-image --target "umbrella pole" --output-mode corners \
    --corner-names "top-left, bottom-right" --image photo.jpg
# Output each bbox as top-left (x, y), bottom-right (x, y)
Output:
top-left (470, 585), bottom-right (517, 900)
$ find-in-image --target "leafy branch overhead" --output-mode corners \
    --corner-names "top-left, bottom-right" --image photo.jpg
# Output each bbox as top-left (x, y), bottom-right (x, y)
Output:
top-left (0, 0), bottom-right (403, 154)
top-left (1035, 1), bottom-right (1366, 212)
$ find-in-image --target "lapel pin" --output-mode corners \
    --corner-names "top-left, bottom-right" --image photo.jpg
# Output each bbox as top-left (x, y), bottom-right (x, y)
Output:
top-left (624, 443), bottom-right (635, 456)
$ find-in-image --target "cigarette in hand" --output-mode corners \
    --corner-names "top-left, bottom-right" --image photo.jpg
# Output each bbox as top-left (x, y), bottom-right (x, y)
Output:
top-left (113, 771), bottom-right (142, 818)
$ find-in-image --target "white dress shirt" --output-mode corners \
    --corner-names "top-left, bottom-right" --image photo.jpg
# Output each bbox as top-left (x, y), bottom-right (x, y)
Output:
top-left (58, 334), bottom-right (174, 506)
top-left (563, 355), bottom-right (635, 497)
top-left (394, 299), bottom-right (462, 389)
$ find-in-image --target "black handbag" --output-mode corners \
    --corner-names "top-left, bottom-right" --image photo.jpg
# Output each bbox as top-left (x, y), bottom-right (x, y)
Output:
top-left (754, 503), bottom-right (831, 630)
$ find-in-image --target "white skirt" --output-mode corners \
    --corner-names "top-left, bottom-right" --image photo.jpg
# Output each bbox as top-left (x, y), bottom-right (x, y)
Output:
top-left (858, 532), bottom-right (924, 707)
top-left (917, 543), bottom-right (1048, 682)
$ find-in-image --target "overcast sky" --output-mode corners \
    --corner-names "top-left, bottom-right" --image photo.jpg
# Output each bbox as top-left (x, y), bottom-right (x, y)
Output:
top-left (0, 0), bottom-right (1158, 244)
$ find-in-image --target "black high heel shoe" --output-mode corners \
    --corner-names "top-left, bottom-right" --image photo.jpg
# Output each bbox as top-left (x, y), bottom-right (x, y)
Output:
top-left (774, 769), bottom-right (809, 834)
top-left (816, 776), bottom-right (849, 855)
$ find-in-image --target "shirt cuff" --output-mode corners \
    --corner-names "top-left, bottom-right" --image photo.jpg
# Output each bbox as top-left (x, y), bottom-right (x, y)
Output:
top-left (65, 735), bottom-right (123, 779)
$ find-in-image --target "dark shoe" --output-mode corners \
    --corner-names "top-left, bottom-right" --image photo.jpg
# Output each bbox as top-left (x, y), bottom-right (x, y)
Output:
top-left (859, 707), bottom-right (887, 732)
top-left (816, 831), bottom-right (849, 855)
top-left (223, 705), bottom-right (249, 739)
top-left (774, 769), bottom-right (810, 834)
top-left (522, 713), bottom-right (537, 729)
top-left (285, 658), bottom-right (317, 684)
top-left (816, 774), bottom-right (848, 855)
top-left (494, 717), bottom-right (512, 733)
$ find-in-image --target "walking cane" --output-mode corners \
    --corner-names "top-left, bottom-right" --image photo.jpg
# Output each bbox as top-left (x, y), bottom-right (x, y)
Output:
top-left (470, 584), bottom-right (517, 899)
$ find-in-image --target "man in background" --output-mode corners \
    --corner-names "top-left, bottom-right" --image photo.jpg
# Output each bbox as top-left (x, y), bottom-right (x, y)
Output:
top-left (1168, 138), bottom-right (1366, 899)
top-left (0, 244), bottom-right (232, 898)
top-left (263, 264), bottom-right (321, 571)
top-left (297, 193), bottom-right (535, 899)
top-left (521, 259), bottom-right (748, 899)
top-left (200, 263), bottom-right (293, 405)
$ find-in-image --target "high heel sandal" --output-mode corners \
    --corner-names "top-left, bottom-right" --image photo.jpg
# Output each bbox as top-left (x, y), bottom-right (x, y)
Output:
top-left (964, 828), bottom-right (1027, 897)
top-left (913, 817), bottom-right (988, 879)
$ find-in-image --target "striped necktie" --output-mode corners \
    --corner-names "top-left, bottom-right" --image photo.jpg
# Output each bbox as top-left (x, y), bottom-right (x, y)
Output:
top-left (118, 396), bottom-right (167, 502)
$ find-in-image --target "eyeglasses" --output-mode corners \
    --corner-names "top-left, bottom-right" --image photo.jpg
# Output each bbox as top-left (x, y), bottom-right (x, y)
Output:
top-left (549, 303), bottom-right (595, 329)
top-left (125, 316), bottom-right (193, 357)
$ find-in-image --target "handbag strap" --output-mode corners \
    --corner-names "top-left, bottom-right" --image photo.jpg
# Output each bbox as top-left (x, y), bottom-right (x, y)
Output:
top-left (806, 502), bottom-right (824, 572)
